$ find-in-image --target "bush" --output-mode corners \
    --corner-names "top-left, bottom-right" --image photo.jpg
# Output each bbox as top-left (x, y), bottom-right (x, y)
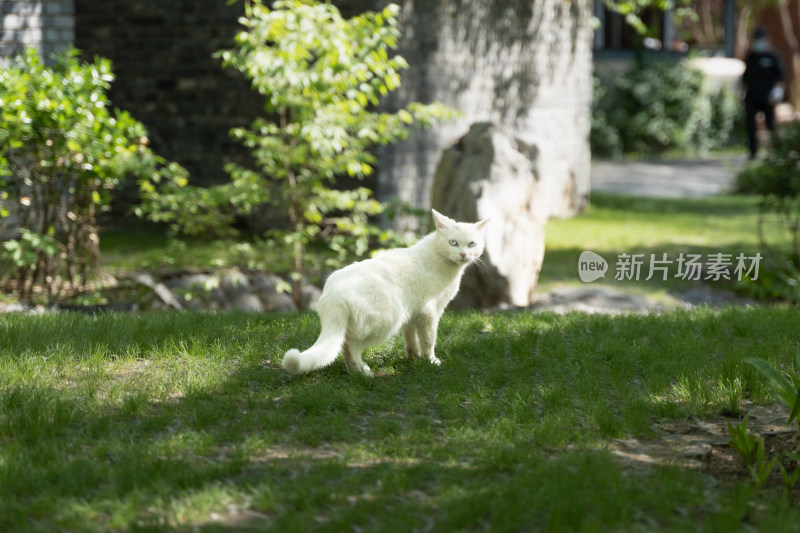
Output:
top-left (0, 48), bottom-right (187, 305)
top-left (734, 121), bottom-right (800, 301)
top-left (140, 0), bottom-right (455, 309)
top-left (735, 123), bottom-right (800, 202)
top-left (591, 57), bottom-right (739, 158)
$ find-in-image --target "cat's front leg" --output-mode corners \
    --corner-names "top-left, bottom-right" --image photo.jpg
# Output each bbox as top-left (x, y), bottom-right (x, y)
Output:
top-left (403, 325), bottom-right (422, 358)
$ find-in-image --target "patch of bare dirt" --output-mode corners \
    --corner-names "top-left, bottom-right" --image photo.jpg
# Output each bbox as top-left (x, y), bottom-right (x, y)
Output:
top-left (612, 403), bottom-right (799, 489)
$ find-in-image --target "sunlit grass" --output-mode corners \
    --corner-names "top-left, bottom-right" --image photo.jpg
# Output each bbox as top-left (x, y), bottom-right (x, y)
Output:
top-left (549, 193), bottom-right (762, 250)
top-left (541, 193), bottom-right (768, 295)
top-left (1, 308), bottom-right (798, 531)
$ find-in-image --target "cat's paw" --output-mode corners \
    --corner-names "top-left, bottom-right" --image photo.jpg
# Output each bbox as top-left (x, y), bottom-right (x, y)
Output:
top-left (347, 362), bottom-right (373, 377)
top-left (429, 355), bottom-right (441, 366)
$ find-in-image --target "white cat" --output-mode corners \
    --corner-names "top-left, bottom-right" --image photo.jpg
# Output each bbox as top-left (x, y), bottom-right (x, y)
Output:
top-left (282, 209), bottom-right (489, 376)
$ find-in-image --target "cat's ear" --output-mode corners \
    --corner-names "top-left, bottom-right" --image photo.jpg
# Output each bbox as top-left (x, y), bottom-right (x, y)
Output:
top-left (431, 209), bottom-right (453, 231)
top-left (475, 218), bottom-right (490, 231)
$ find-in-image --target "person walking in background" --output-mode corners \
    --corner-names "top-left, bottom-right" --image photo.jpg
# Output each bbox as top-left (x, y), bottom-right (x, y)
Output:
top-left (742, 26), bottom-right (786, 160)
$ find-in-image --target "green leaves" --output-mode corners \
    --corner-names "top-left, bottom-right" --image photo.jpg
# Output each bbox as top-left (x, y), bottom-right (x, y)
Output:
top-left (745, 346), bottom-right (800, 425)
top-left (134, 1), bottom-right (457, 309)
top-left (2, 229), bottom-right (59, 269)
top-left (190, 0), bottom-right (456, 308)
top-left (216, 0), bottom-right (455, 168)
top-left (727, 414), bottom-right (759, 465)
top-left (603, 0), bottom-right (692, 36)
top-left (727, 347), bottom-right (800, 494)
top-left (737, 121), bottom-right (800, 201)
top-left (591, 59), bottom-right (737, 158)
top-left (726, 413), bottom-right (782, 492)
top-left (0, 47), bottom-right (188, 304)
top-left (219, 0), bottom-right (405, 113)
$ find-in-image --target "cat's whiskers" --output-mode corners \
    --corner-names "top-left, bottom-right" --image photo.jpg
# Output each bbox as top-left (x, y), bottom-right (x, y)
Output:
top-left (470, 256), bottom-right (489, 275)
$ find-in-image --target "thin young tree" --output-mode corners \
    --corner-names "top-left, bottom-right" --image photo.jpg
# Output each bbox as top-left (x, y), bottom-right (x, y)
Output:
top-left (215, 0), bottom-right (454, 309)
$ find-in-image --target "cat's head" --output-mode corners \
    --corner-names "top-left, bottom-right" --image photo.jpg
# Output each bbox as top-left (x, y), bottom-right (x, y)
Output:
top-left (431, 209), bottom-right (490, 265)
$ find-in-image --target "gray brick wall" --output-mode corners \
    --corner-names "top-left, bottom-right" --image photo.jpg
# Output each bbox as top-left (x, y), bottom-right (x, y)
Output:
top-left (1, 0), bottom-right (75, 59)
top-left (73, 0), bottom-right (264, 188)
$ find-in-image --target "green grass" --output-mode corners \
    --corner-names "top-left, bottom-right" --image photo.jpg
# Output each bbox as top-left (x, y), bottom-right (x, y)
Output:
top-left (1, 308), bottom-right (799, 531)
top-left (99, 224), bottom-right (289, 273)
top-left (100, 193), bottom-right (771, 299)
top-left (549, 193), bottom-right (763, 252)
top-left (19, 192), bottom-right (790, 529)
top-left (541, 193), bottom-right (769, 296)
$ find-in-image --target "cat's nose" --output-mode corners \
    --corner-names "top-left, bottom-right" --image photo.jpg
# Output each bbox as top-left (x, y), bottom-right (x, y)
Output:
top-left (460, 252), bottom-right (467, 258)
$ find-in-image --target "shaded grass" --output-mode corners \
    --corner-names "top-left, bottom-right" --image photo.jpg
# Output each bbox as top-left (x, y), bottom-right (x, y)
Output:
top-left (99, 224), bottom-right (291, 274)
top-left (1, 308), bottom-right (798, 531)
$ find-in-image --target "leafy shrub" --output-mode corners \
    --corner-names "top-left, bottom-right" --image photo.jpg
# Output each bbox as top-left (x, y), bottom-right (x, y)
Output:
top-left (735, 122), bottom-right (800, 204)
top-left (735, 121), bottom-right (800, 301)
top-left (592, 57), bottom-right (739, 157)
top-left (728, 348), bottom-right (800, 494)
top-left (140, 0), bottom-right (455, 309)
top-left (746, 348), bottom-right (800, 427)
top-left (709, 82), bottom-right (741, 146)
top-left (0, 48), bottom-right (187, 304)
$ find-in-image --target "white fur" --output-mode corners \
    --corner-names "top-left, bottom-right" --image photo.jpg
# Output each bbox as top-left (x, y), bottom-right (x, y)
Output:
top-left (282, 209), bottom-right (489, 376)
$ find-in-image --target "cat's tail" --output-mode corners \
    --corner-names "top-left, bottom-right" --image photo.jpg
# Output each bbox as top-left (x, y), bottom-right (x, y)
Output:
top-left (282, 307), bottom-right (347, 375)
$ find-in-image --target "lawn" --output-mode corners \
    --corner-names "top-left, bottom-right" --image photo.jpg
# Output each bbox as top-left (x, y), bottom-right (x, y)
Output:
top-left (541, 193), bottom-right (767, 296)
top-left (3, 192), bottom-right (798, 531)
top-left (100, 193), bottom-right (772, 302)
top-left (1, 308), bottom-right (799, 532)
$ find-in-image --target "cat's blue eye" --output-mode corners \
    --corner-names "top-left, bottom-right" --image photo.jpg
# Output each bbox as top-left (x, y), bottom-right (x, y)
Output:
top-left (468, 241), bottom-right (476, 248)
top-left (449, 240), bottom-right (458, 246)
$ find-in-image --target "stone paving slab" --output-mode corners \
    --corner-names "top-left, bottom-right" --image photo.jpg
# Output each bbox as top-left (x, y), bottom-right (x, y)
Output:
top-left (591, 156), bottom-right (747, 198)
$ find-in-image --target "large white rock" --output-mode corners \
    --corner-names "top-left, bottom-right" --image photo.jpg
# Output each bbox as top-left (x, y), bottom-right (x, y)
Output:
top-left (431, 122), bottom-right (546, 309)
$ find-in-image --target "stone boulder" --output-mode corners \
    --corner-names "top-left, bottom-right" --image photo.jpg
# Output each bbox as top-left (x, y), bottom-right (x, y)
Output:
top-left (158, 270), bottom-right (318, 312)
top-left (431, 122), bottom-right (546, 309)
top-left (250, 274), bottom-right (297, 312)
top-left (220, 270), bottom-right (265, 312)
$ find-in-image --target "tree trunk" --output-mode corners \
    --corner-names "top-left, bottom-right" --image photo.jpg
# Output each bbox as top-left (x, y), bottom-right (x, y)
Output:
top-left (735, 2), bottom-right (756, 58)
top-left (292, 239), bottom-right (304, 311)
top-left (776, 0), bottom-right (800, 105)
top-left (286, 195), bottom-right (305, 311)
